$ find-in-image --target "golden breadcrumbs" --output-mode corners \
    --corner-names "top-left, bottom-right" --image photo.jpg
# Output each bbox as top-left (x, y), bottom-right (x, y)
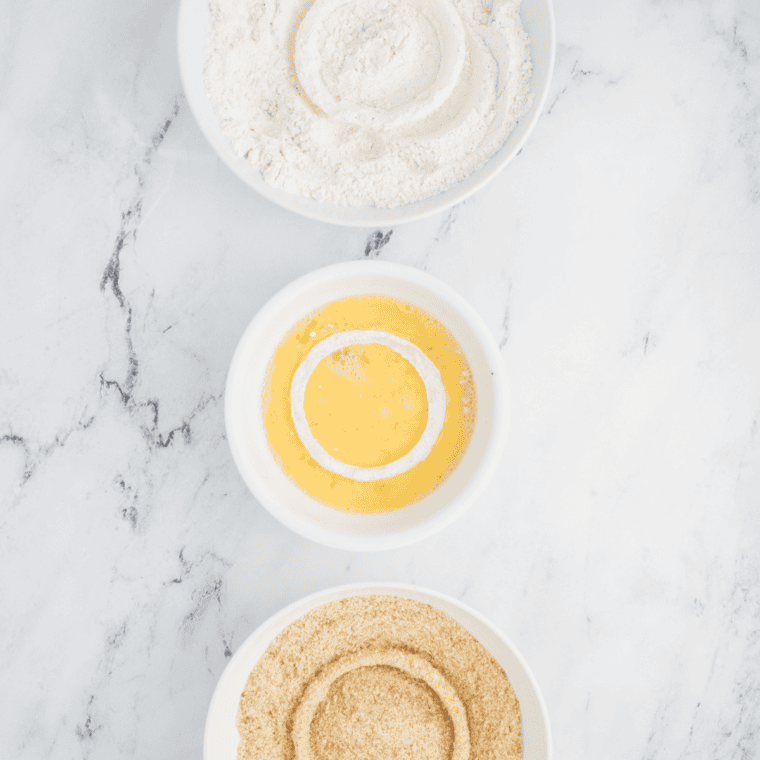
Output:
top-left (236, 595), bottom-right (522, 760)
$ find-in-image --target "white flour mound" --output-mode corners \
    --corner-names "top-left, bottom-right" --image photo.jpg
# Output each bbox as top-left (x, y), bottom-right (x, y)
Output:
top-left (204, 0), bottom-right (532, 208)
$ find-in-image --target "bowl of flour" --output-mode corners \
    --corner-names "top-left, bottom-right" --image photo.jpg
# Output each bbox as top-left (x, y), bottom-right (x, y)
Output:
top-left (178, 0), bottom-right (555, 225)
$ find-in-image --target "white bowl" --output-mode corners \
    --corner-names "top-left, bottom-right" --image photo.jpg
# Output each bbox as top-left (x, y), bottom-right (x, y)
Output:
top-left (205, 583), bottom-right (552, 760)
top-left (177, 0), bottom-right (556, 226)
top-left (225, 261), bottom-right (509, 551)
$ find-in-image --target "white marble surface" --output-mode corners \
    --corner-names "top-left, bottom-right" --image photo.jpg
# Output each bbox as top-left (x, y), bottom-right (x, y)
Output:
top-left (1, 0), bottom-right (759, 757)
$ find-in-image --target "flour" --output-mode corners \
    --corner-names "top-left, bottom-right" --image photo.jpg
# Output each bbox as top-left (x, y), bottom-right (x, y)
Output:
top-left (204, 0), bottom-right (532, 208)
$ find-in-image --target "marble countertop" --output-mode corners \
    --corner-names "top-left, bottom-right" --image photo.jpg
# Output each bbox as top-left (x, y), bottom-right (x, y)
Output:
top-left (2, 0), bottom-right (760, 757)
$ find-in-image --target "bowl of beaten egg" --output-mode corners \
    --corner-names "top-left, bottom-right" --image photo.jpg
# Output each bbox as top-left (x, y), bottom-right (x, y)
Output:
top-left (225, 261), bottom-right (509, 550)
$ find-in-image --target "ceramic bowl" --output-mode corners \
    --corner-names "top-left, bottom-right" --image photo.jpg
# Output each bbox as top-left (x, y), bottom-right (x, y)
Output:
top-left (204, 583), bottom-right (551, 760)
top-left (225, 261), bottom-right (509, 551)
top-left (177, 0), bottom-right (556, 226)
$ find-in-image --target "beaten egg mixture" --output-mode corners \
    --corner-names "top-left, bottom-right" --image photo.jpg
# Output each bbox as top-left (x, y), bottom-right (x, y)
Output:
top-left (263, 295), bottom-right (476, 512)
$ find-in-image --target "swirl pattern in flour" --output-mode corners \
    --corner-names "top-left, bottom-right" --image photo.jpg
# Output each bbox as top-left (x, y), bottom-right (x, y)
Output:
top-left (205, 0), bottom-right (532, 207)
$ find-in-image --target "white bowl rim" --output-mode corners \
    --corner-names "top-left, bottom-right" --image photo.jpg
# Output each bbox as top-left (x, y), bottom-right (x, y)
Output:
top-left (224, 261), bottom-right (510, 552)
top-left (177, 0), bottom-right (557, 227)
top-left (204, 581), bottom-right (552, 760)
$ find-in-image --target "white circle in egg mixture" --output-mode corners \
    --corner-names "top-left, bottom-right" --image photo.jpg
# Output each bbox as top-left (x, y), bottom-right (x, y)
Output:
top-left (290, 330), bottom-right (446, 481)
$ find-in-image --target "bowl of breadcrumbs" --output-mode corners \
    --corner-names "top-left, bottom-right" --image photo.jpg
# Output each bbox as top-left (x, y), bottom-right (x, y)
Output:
top-left (205, 583), bottom-right (551, 760)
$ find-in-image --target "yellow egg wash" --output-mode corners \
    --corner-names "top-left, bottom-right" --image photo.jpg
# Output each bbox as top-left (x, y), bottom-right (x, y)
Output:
top-left (263, 295), bottom-right (477, 513)
top-left (304, 343), bottom-right (429, 468)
